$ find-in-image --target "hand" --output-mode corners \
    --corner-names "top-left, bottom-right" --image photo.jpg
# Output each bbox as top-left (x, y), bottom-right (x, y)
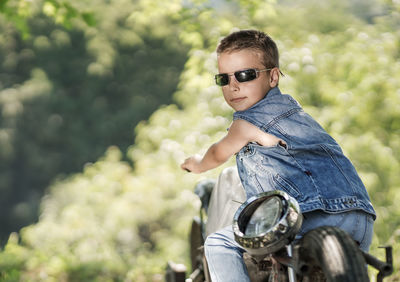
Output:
top-left (180, 154), bottom-right (203, 174)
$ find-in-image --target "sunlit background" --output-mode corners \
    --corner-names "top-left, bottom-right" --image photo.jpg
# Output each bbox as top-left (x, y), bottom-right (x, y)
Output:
top-left (0, 0), bottom-right (399, 281)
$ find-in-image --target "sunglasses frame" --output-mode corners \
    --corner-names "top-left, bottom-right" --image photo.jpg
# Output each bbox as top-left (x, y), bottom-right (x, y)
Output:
top-left (215, 68), bottom-right (273, 86)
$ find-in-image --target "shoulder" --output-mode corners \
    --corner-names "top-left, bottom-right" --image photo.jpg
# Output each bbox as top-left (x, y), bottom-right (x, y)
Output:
top-left (229, 119), bottom-right (253, 134)
top-left (228, 119), bottom-right (263, 140)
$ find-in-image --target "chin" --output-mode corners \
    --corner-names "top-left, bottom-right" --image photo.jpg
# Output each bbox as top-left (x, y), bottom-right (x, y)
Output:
top-left (234, 105), bottom-right (249, 112)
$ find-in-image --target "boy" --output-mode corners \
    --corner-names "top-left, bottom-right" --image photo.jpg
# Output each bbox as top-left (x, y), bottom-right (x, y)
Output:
top-left (181, 30), bottom-right (375, 282)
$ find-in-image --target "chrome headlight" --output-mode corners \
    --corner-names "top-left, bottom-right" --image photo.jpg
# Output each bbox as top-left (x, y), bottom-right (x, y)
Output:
top-left (233, 190), bottom-right (303, 257)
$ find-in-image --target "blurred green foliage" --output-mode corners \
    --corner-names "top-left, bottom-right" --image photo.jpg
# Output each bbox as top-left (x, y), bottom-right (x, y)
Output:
top-left (0, 0), bottom-right (399, 281)
top-left (0, 0), bottom-right (189, 245)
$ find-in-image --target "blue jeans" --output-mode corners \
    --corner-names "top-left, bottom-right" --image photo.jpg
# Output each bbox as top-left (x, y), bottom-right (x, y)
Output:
top-left (204, 210), bottom-right (374, 282)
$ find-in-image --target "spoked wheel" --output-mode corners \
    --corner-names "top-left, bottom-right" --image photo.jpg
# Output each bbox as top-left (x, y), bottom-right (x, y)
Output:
top-left (298, 226), bottom-right (369, 282)
top-left (190, 217), bottom-right (203, 271)
top-left (188, 217), bottom-right (211, 282)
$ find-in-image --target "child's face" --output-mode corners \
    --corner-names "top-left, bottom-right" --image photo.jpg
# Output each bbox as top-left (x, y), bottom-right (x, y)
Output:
top-left (217, 49), bottom-right (274, 111)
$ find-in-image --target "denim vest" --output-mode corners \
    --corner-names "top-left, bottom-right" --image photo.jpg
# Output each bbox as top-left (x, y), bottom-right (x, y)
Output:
top-left (234, 87), bottom-right (376, 219)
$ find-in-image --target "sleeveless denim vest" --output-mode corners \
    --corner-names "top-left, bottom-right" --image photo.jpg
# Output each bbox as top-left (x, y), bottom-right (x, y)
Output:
top-left (234, 87), bottom-right (376, 219)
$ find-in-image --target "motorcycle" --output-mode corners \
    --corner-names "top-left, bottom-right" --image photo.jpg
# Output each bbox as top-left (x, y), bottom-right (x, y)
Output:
top-left (165, 167), bottom-right (393, 282)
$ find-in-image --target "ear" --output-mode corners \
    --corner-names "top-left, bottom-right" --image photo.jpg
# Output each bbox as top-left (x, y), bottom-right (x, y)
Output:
top-left (269, 67), bottom-right (280, 87)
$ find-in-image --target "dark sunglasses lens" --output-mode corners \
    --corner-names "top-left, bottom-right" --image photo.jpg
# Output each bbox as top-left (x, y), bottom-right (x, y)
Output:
top-left (235, 69), bottom-right (257, 82)
top-left (215, 74), bottom-right (229, 86)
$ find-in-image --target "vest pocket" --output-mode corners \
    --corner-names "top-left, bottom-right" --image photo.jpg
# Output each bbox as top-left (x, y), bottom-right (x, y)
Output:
top-left (272, 174), bottom-right (302, 199)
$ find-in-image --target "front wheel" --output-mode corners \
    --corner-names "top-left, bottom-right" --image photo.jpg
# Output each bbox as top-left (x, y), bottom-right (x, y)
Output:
top-left (298, 226), bottom-right (369, 282)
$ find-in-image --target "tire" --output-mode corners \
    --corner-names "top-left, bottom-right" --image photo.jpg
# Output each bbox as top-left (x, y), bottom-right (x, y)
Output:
top-left (298, 226), bottom-right (369, 282)
top-left (188, 217), bottom-right (210, 282)
top-left (190, 217), bottom-right (204, 271)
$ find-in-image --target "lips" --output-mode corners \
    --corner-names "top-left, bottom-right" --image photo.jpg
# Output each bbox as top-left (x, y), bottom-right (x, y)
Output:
top-left (230, 97), bottom-right (246, 103)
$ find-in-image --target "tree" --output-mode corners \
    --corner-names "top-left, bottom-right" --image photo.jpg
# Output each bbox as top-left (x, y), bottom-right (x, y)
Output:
top-left (0, 0), bottom-right (189, 244)
top-left (0, 0), bottom-right (399, 281)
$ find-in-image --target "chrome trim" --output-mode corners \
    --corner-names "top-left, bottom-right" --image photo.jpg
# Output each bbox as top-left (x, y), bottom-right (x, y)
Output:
top-left (233, 190), bottom-right (303, 257)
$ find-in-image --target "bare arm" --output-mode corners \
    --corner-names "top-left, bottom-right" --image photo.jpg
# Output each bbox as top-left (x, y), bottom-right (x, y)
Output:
top-left (181, 119), bottom-right (281, 173)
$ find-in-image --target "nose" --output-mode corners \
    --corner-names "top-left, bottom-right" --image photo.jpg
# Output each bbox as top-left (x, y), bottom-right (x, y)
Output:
top-left (228, 75), bottom-right (240, 91)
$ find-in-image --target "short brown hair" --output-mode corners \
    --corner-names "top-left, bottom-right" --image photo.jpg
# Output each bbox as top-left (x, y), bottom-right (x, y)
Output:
top-left (217, 30), bottom-right (280, 69)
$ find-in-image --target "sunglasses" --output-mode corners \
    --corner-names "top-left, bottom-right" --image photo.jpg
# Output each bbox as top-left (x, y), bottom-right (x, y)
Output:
top-left (214, 68), bottom-right (273, 86)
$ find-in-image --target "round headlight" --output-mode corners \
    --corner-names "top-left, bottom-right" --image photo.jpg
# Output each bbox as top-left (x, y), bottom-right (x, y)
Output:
top-left (233, 190), bottom-right (302, 257)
